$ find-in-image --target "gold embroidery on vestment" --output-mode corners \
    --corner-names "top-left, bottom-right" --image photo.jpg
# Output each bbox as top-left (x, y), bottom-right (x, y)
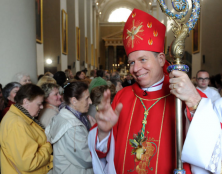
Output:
top-left (148, 38), bottom-right (153, 45)
top-left (122, 98), bottom-right (138, 174)
top-left (155, 98), bottom-right (167, 174)
top-left (132, 12), bottom-right (136, 18)
top-left (147, 22), bottom-right (152, 28)
top-left (126, 19), bottom-right (144, 48)
top-left (129, 97), bottom-right (167, 173)
top-left (153, 30), bottom-right (158, 37)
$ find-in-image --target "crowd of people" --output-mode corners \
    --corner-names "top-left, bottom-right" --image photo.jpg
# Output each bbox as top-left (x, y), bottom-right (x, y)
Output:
top-left (0, 68), bottom-right (135, 174)
top-left (0, 8), bottom-right (222, 174)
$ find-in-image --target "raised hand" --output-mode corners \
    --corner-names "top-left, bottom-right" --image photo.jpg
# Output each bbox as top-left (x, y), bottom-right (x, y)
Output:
top-left (95, 89), bottom-right (123, 141)
top-left (169, 70), bottom-right (201, 108)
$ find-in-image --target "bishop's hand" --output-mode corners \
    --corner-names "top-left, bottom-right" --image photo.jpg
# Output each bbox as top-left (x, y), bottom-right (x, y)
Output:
top-left (169, 70), bottom-right (201, 108)
top-left (95, 89), bottom-right (123, 142)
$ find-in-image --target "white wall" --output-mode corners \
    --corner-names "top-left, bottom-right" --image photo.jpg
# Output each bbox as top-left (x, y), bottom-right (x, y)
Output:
top-left (0, 0), bottom-right (37, 86)
top-left (200, 0), bottom-right (222, 76)
top-left (87, 0), bottom-right (94, 73)
top-left (36, 44), bottom-right (44, 75)
top-left (192, 53), bottom-right (201, 77)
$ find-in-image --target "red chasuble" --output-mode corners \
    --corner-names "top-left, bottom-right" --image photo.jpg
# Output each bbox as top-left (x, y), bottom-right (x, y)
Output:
top-left (111, 75), bottom-right (191, 174)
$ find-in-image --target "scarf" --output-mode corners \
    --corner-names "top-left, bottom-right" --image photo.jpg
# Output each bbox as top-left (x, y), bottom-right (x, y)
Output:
top-left (14, 104), bottom-right (45, 129)
top-left (65, 105), bottom-right (90, 131)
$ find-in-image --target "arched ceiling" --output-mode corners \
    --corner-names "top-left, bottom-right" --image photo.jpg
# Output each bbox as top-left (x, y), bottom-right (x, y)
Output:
top-left (96, 0), bottom-right (152, 22)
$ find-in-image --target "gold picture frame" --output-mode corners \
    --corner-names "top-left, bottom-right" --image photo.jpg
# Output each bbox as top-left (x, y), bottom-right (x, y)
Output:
top-left (85, 37), bottom-right (88, 63)
top-left (76, 27), bottom-right (80, 61)
top-left (91, 44), bottom-right (94, 66)
top-left (62, 10), bottom-right (68, 55)
top-left (35, 0), bottom-right (43, 43)
top-left (192, 19), bottom-right (200, 54)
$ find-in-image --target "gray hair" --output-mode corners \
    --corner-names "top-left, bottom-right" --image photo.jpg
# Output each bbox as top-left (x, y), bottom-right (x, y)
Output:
top-left (40, 83), bottom-right (59, 99)
top-left (3, 82), bottom-right (21, 99)
top-left (12, 72), bottom-right (30, 83)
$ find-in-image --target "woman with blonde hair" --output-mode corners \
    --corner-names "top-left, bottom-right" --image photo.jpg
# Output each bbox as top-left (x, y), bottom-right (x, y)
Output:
top-left (36, 76), bottom-right (56, 87)
top-left (44, 72), bottom-right (54, 77)
top-left (38, 83), bottom-right (61, 127)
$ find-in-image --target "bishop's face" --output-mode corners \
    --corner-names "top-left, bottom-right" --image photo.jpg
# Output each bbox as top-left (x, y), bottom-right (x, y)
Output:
top-left (128, 50), bottom-right (165, 88)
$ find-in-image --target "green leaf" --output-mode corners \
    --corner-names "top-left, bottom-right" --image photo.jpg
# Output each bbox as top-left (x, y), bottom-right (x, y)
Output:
top-left (129, 139), bottom-right (139, 147)
top-left (131, 151), bottom-right (136, 155)
top-left (137, 136), bottom-right (141, 143)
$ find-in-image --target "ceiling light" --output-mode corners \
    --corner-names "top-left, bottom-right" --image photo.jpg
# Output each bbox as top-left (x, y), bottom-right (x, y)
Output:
top-left (46, 58), bottom-right (52, 64)
top-left (99, 12), bottom-right (102, 14)
top-left (96, 2), bottom-right (99, 5)
top-left (149, 2), bottom-right (152, 5)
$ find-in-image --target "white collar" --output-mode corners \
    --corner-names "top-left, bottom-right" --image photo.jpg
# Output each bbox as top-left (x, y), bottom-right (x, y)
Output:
top-left (141, 76), bottom-right (164, 92)
top-left (196, 86), bottom-right (208, 92)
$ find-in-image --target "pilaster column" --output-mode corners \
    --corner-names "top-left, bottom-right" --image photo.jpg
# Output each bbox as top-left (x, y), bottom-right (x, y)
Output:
top-left (87, 0), bottom-right (93, 73)
top-left (0, 0), bottom-right (37, 85)
top-left (105, 46), bottom-right (109, 70)
top-left (114, 46), bottom-right (117, 64)
top-left (79, 0), bottom-right (87, 69)
top-left (75, 0), bottom-right (80, 72)
top-left (60, 0), bottom-right (67, 71)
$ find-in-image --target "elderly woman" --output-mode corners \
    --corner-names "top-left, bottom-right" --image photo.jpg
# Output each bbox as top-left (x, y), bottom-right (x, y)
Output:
top-left (45, 81), bottom-right (93, 174)
top-left (13, 72), bottom-right (32, 85)
top-left (1, 82), bottom-right (21, 119)
top-left (0, 84), bottom-right (53, 174)
top-left (38, 83), bottom-right (61, 127)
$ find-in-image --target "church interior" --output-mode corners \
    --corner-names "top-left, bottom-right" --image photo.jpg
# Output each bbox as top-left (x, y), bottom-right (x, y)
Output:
top-left (0, 0), bottom-right (221, 85)
top-left (1, 1), bottom-right (222, 173)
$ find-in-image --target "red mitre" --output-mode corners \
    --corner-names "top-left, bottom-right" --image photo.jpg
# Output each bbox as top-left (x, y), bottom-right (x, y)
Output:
top-left (123, 9), bottom-right (166, 56)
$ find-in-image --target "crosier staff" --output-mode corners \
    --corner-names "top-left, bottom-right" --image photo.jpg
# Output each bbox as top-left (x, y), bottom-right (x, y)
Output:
top-left (156, 0), bottom-right (201, 173)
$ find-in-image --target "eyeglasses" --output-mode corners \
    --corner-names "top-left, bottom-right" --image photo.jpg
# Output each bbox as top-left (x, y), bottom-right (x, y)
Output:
top-left (197, 78), bottom-right (209, 81)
